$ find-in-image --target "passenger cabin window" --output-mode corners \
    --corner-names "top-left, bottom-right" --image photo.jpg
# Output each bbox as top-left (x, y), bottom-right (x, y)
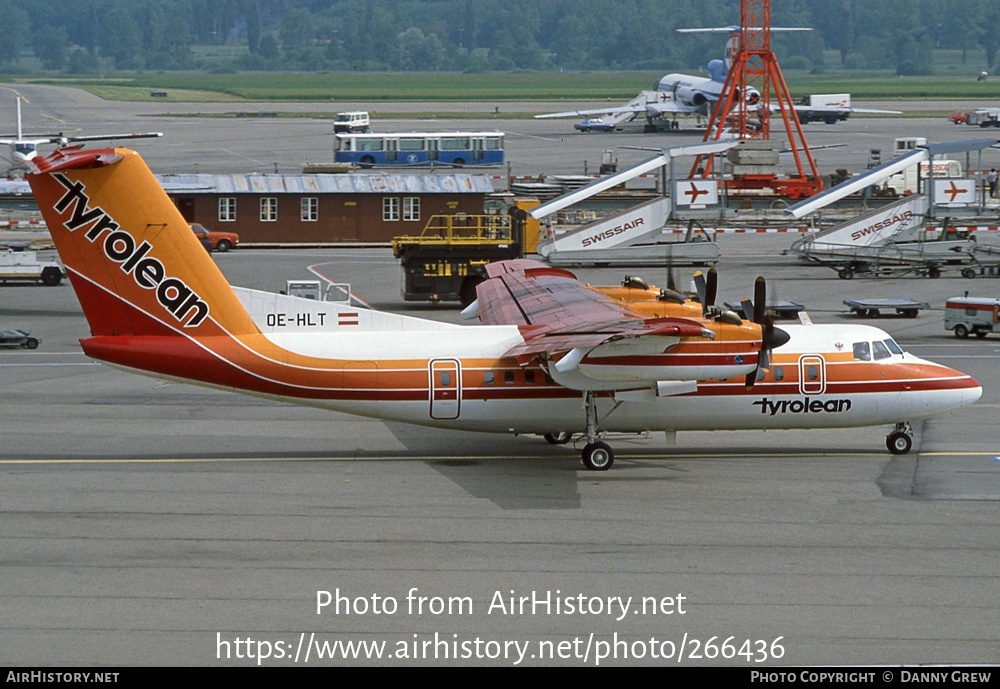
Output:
top-left (806, 365), bottom-right (819, 381)
top-left (483, 372), bottom-right (494, 386)
top-left (504, 371), bottom-right (515, 386)
top-left (853, 342), bottom-right (871, 361)
top-left (439, 372), bottom-right (451, 386)
top-left (524, 371), bottom-right (536, 386)
top-left (772, 366), bottom-right (783, 381)
top-left (872, 341), bottom-right (891, 360)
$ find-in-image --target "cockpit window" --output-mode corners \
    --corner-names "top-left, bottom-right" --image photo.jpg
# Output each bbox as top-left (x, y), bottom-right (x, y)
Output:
top-left (872, 340), bottom-right (891, 360)
top-left (884, 339), bottom-right (903, 355)
top-left (853, 342), bottom-right (871, 361)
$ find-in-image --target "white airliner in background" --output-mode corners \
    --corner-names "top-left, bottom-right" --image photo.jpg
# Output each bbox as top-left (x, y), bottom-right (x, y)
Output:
top-left (537, 27), bottom-right (899, 131)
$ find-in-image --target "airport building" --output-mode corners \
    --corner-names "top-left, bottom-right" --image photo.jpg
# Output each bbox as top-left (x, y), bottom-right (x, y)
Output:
top-left (158, 172), bottom-right (494, 244)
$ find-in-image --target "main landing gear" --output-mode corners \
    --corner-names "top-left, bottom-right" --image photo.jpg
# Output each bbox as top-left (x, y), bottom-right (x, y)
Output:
top-left (543, 392), bottom-right (617, 470)
top-left (581, 391), bottom-right (614, 471)
top-left (886, 422), bottom-right (914, 455)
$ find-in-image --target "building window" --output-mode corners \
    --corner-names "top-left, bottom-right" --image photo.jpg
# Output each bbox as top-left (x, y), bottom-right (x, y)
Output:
top-left (260, 197), bottom-right (277, 222)
top-left (218, 197), bottom-right (236, 222)
top-left (301, 197), bottom-right (318, 222)
top-left (383, 197), bottom-right (399, 221)
top-left (403, 196), bottom-right (420, 222)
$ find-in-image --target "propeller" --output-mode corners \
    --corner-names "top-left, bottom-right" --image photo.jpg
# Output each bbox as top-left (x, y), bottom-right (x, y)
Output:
top-left (741, 276), bottom-right (790, 390)
top-left (692, 268), bottom-right (718, 316)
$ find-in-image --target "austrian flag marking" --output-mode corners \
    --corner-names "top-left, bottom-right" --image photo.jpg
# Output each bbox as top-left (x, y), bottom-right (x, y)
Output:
top-left (51, 173), bottom-right (210, 328)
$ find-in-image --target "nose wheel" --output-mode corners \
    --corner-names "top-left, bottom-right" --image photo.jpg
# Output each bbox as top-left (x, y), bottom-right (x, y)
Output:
top-left (886, 423), bottom-right (914, 455)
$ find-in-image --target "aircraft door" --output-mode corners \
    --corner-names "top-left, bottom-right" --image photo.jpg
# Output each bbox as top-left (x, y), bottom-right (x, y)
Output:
top-left (797, 355), bottom-right (826, 396)
top-left (429, 359), bottom-right (461, 419)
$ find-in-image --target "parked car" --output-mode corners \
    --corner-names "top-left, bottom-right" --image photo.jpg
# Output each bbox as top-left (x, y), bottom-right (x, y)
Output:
top-left (574, 118), bottom-right (616, 133)
top-left (949, 111), bottom-right (973, 125)
top-left (190, 223), bottom-right (239, 252)
top-left (0, 328), bottom-right (39, 349)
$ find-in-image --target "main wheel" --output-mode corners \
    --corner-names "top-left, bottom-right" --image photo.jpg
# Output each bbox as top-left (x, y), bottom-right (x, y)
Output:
top-left (886, 431), bottom-right (912, 455)
top-left (543, 432), bottom-right (572, 445)
top-left (40, 267), bottom-right (62, 286)
top-left (582, 442), bottom-right (614, 471)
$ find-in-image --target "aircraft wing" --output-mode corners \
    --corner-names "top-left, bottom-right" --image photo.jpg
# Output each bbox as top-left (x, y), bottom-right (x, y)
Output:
top-left (65, 132), bottom-right (163, 143)
top-left (534, 105), bottom-right (648, 119)
top-left (475, 259), bottom-right (712, 360)
top-left (792, 105), bottom-right (902, 117)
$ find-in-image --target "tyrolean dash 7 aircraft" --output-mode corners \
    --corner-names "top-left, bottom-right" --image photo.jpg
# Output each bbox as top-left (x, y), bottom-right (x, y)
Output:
top-left (26, 146), bottom-right (981, 470)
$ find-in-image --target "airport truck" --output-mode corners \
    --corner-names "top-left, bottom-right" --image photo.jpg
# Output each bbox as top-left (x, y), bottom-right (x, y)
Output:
top-left (391, 208), bottom-right (528, 306)
top-left (795, 93), bottom-right (852, 124)
top-left (966, 109), bottom-right (1000, 128)
top-left (945, 296), bottom-right (1000, 338)
top-left (0, 248), bottom-right (65, 286)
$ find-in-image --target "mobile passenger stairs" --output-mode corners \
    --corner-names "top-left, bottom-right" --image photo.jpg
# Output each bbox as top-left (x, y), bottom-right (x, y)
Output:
top-left (529, 141), bottom-right (739, 267)
top-left (789, 194), bottom-right (978, 279)
top-left (787, 138), bottom-right (999, 279)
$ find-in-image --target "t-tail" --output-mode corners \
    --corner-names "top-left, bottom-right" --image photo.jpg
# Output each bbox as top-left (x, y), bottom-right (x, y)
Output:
top-left (24, 147), bottom-right (303, 395)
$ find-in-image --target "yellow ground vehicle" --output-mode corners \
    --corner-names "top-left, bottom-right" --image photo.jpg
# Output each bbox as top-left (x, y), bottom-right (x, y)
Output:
top-left (391, 212), bottom-right (523, 306)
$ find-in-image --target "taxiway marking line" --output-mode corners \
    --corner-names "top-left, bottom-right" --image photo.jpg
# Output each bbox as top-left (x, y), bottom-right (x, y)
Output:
top-left (0, 451), bottom-right (944, 466)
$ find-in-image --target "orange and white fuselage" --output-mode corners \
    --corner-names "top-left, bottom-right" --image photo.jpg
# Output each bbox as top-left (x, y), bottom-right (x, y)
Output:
top-left (26, 147), bottom-right (981, 446)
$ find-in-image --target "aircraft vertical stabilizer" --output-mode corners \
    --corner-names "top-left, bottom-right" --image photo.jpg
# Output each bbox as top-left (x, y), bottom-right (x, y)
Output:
top-left (27, 147), bottom-right (259, 340)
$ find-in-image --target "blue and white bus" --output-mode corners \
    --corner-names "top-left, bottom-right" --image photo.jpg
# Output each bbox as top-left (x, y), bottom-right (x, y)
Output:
top-left (334, 131), bottom-right (504, 168)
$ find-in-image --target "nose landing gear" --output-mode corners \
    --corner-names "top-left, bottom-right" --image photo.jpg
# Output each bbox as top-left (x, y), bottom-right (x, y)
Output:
top-left (886, 423), bottom-right (914, 455)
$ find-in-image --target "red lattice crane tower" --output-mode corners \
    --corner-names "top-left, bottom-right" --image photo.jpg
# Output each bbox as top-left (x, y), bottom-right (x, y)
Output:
top-left (692, 0), bottom-right (822, 199)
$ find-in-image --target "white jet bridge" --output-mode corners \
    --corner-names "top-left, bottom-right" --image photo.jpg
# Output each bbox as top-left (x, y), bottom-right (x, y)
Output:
top-left (530, 141), bottom-right (738, 267)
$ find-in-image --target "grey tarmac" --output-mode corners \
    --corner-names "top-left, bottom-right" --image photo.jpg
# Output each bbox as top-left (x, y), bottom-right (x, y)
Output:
top-left (0, 85), bottom-right (999, 667)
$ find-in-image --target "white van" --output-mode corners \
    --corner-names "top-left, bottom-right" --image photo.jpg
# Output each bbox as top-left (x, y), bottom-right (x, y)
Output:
top-left (334, 111), bottom-right (370, 134)
top-left (945, 296), bottom-right (1000, 338)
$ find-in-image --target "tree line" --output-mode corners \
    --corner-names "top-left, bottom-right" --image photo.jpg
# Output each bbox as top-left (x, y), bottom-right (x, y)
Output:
top-left (2, 0), bottom-right (998, 75)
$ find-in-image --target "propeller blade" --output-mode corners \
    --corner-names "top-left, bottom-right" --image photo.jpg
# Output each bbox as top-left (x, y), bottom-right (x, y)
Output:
top-left (753, 276), bottom-right (766, 324)
top-left (705, 268), bottom-right (718, 309)
top-left (739, 297), bottom-right (754, 321)
top-left (693, 271), bottom-right (706, 309)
